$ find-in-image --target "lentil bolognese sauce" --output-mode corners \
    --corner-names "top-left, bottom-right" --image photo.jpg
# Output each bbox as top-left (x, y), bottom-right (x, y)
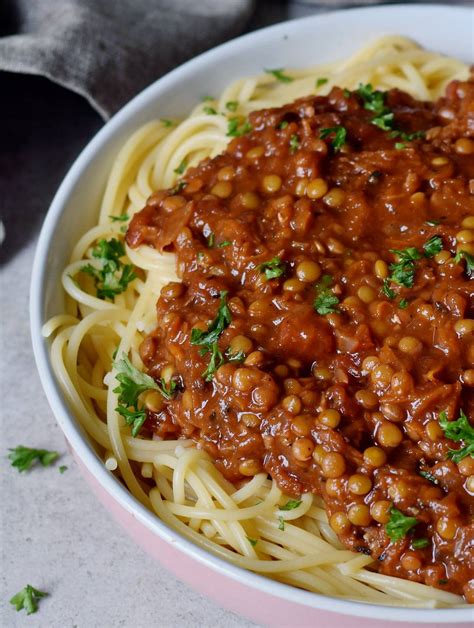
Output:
top-left (46, 37), bottom-right (473, 606)
top-left (126, 79), bottom-right (474, 601)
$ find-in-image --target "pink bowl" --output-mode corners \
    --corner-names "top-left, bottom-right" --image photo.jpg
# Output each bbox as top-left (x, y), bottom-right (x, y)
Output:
top-left (31, 5), bottom-right (474, 625)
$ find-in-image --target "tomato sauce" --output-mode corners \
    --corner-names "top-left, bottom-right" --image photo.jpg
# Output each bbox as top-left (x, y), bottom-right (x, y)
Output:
top-left (127, 80), bottom-right (474, 600)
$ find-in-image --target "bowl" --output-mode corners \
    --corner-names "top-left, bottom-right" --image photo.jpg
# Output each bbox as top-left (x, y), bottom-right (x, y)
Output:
top-left (30, 4), bottom-right (474, 626)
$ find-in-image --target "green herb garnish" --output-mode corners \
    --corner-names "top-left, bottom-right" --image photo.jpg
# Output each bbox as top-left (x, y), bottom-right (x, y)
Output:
top-left (265, 68), bottom-right (293, 83)
top-left (109, 214), bottom-right (129, 222)
top-left (454, 249), bottom-right (474, 278)
top-left (314, 274), bottom-right (339, 315)
top-left (227, 118), bottom-right (253, 137)
top-left (279, 499), bottom-right (302, 511)
top-left (411, 538), bottom-right (430, 549)
top-left (278, 120), bottom-right (289, 130)
top-left (319, 126), bottom-right (347, 151)
top-left (395, 142), bottom-right (406, 150)
top-left (190, 291), bottom-right (232, 381)
top-left (316, 78), bottom-right (328, 88)
top-left (278, 516), bottom-right (285, 531)
top-left (439, 409), bottom-right (474, 463)
top-left (423, 235), bottom-right (443, 258)
top-left (59, 465), bottom-right (68, 474)
top-left (258, 257), bottom-right (287, 280)
top-left (289, 134), bottom-right (300, 153)
top-left (8, 446), bottom-right (59, 473)
top-left (226, 101), bottom-right (238, 112)
top-left (398, 298), bottom-right (409, 309)
top-left (247, 537), bottom-right (258, 547)
top-left (419, 469), bottom-right (438, 484)
top-left (385, 506), bottom-right (418, 542)
top-left (160, 119), bottom-right (174, 127)
top-left (173, 160), bottom-right (188, 175)
top-left (387, 247), bottom-right (422, 288)
top-left (203, 106), bottom-right (217, 115)
top-left (81, 238), bottom-right (136, 301)
top-left (10, 585), bottom-right (48, 615)
top-left (170, 180), bottom-right (187, 195)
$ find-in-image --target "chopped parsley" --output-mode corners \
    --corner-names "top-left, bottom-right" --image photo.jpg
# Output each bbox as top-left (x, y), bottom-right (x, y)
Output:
top-left (382, 279), bottom-right (396, 300)
top-left (80, 238), bottom-right (136, 301)
top-left (202, 95), bottom-right (214, 102)
top-left (157, 378), bottom-right (178, 400)
top-left (439, 409), bottom-right (474, 463)
top-left (207, 233), bottom-right (215, 248)
top-left (278, 516), bottom-right (285, 531)
top-left (225, 101), bottom-right (238, 112)
top-left (454, 249), bottom-right (474, 278)
top-left (398, 298), bottom-right (409, 309)
top-left (419, 469), bottom-right (438, 484)
top-left (8, 446), bottom-right (59, 473)
top-left (385, 506), bottom-right (418, 542)
top-left (170, 180), bottom-right (186, 195)
top-left (314, 274), bottom-right (339, 315)
top-left (395, 142), bottom-right (406, 150)
top-left (279, 499), bottom-right (302, 511)
top-left (247, 537), bottom-right (258, 547)
top-left (319, 126), bottom-right (347, 151)
top-left (289, 134), bottom-right (300, 153)
top-left (315, 77), bottom-right (328, 88)
top-left (278, 120), bottom-right (289, 130)
top-left (203, 106), bottom-right (217, 115)
top-left (109, 214), bottom-right (129, 222)
top-left (411, 538), bottom-right (430, 549)
top-left (264, 68), bottom-right (293, 83)
top-left (190, 291), bottom-right (232, 381)
top-left (225, 348), bottom-right (246, 363)
top-left (160, 118), bottom-right (174, 127)
top-left (387, 247), bottom-right (422, 289)
top-left (113, 356), bottom-right (175, 436)
top-left (10, 585), bottom-right (48, 615)
top-left (226, 118), bottom-right (252, 137)
top-left (423, 235), bottom-right (443, 258)
top-left (173, 160), bottom-right (188, 175)
top-left (59, 465), bottom-right (68, 474)
top-left (258, 257), bottom-right (287, 280)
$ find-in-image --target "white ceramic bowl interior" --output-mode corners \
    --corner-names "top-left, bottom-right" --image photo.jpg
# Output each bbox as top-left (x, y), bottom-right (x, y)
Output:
top-left (31, 4), bottom-right (474, 624)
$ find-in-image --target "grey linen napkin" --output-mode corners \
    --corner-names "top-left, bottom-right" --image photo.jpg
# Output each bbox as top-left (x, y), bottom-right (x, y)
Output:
top-left (0, 0), bottom-right (255, 119)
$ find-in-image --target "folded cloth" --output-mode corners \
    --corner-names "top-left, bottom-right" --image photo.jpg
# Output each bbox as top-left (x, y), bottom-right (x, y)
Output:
top-left (0, 0), bottom-right (255, 119)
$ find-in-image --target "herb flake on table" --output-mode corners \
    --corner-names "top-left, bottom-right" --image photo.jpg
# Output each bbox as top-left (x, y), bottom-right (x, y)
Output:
top-left (8, 446), bottom-right (59, 472)
top-left (10, 585), bottom-right (48, 615)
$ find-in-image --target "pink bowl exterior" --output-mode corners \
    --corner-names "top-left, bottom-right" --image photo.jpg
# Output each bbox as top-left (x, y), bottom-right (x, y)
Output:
top-left (73, 450), bottom-right (468, 627)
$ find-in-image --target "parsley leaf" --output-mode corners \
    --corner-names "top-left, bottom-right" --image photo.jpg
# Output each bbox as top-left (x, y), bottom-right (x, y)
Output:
top-left (160, 119), bottom-right (174, 127)
top-left (386, 247), bottom-right (422, 290)
top-left (289, 134), bottom-right (300, 153)
top-left (113, 356), bottom-right (159, 408)
top-left (226, 101), bottom-right (238, 112)
top-left (395, 142), bottom-right (406, 150)
top-left (398, 298), bottom-right (409, 309)
top-left (157, 378), bottom-right (178, 400)
top-left (316, 78), bottom-right (328, 88)
top-left (423, 235), bottom-right (443, 258)
top-left (170, 180), bottom-right (187, 195)
top-left (203, 106), bottom-right (217, 115)
top-left (314, 274), bottom-right (339, 315)
top-left (81, 238), bottom-right (136, 301)
top-left (227, 118), bottom-right (253, 137)
top-left (8, 446), bottom-right (59, 473)
top-left (278, 515), bottom-right (285, 531)
top-left (382, 278), bottom-right (396, 300)
top-left (439, 409), bottom-right (474, 463)
top-left (319, 126), bottom-right (347, 151)
top-left (278, 120), bottom-right (289, 130)
top-left (385, 506), bottom-right (418, 541)
top-left (411, 538), bottom-right (430, 549)
top-left (10, 585), bottom-right (48, 615)
top-left (109, 214), bottom-right (129, 222)
top-left (419, 469), bottom-right (438, 484)
top-left (225, 348), bottom-right (246, 363)
top-left (258, 257), bottom-right (287, 280)
top-left (265, 68), bottom-right (293, 83)
top-left (115, 406), bottom-right (147, 437)
top-left (59, 465), bottom-right (68, 474)
top-left (454, 249), bottom-right (474, 278)
top-left (173, 160), bottom-right (187, 175)
top-left (247, 537), bottom-right (258, 547)
top-left (191, 292), bottom-right (232, 381)
top-left (372, 112), bottom-right (395, 131)
top-left (279, 499), bottom-right (302, 511)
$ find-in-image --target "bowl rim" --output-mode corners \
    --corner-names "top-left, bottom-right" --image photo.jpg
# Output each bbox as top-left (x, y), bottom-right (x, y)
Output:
top-left (30, 4), bottom-right (473, 623)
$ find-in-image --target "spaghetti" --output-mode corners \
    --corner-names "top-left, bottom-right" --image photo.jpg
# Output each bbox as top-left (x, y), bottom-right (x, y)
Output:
top-left (44, 37), bottom-right (470, 607)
